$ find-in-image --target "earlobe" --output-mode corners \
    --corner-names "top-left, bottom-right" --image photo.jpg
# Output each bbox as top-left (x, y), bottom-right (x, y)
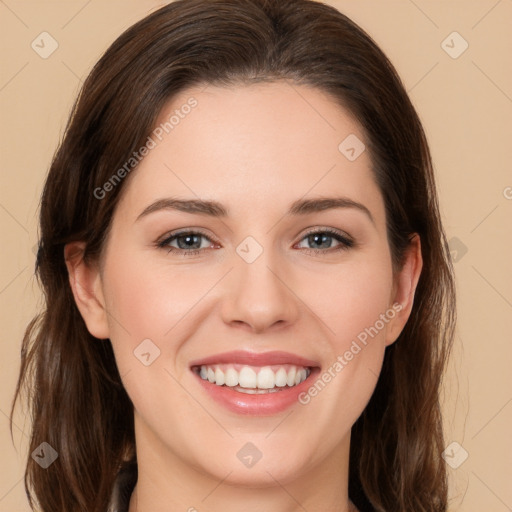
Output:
top-left (385, 234), bottom-right (423, 346)
top-left (64, 242), bottom-right (110, 340)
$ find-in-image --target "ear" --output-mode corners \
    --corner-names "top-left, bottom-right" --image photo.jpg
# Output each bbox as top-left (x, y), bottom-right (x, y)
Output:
top-left (64, 242), bottom-right (110, 340)
top-left (385, 234), bottom-right (423, 346)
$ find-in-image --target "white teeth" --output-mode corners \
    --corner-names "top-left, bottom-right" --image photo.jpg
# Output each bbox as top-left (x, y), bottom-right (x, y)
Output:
top-left (225, 368), bottom-right (238, 387)
top-left (274, 367), bottom-right (288, 387)
top-left (257, 367), bottom-right (275, 389)
top-left (196, 364), bottom-right (311, 391)
top-left (295, 369), bottom-right (307, 386)
top-left (286, 366), bottom-right (296, 387)
top-left (214, 368), bottom-right (225, 386)
top-left (239, 367), bottom-right (257, 388)
top-left (236, 387), bottom-right (281, 394)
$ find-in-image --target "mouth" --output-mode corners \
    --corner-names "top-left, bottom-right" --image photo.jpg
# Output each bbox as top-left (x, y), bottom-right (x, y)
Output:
top-left (190, 351), bottom-right (320, 415)
top-left (192, 364), bottom-right (311, 393)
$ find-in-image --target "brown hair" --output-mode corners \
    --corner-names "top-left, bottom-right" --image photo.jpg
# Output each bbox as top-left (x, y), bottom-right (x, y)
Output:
top-left (12, 1), bottom-right (456, 511)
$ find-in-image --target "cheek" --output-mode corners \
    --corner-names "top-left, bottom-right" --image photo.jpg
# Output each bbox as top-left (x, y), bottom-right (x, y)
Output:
top-left (101, 252), bottom-right (212, 350)
top-left (99, 248), bottom-right (228, 420)
top-left (294, 253), bottom-right (394, 425)
top-left (99, 252), bottom-right (212, 438)
top-left (307, 252), bottom-right (395, 347)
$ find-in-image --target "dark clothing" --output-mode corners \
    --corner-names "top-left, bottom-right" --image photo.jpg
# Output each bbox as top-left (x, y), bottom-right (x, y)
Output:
top-left (108, 461), bottom-right (137, 512)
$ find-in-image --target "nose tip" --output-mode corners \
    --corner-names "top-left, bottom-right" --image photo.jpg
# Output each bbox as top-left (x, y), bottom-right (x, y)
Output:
top-left (220, 253), bottom-right (300, 333)
top-left (230, 316), bottom-right (287, 334)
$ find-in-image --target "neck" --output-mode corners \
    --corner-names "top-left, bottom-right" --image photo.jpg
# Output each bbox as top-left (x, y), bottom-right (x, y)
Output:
top-left (128, 415), bottom-right (357, 512)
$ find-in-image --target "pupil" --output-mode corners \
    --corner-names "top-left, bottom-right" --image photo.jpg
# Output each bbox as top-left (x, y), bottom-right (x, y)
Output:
top-left (178, 234), bottom-right (200, 249)
top-left (309, 233), bottom-right (331, 249)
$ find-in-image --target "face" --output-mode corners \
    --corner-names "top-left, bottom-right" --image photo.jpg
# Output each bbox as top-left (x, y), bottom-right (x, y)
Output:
top-left (68, 81), bottom-right (420, 495)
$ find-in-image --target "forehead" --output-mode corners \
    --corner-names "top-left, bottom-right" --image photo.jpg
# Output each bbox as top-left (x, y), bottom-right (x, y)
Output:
top-left (115, 81), bottom-right (384, 225)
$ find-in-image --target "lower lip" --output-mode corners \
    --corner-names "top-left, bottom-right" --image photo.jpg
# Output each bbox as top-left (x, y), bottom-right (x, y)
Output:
top-left (192, 368), bottom-right (320, 415)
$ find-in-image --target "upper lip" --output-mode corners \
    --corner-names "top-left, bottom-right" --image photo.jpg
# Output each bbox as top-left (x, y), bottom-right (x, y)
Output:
top-left (189, 350), bottom-right (320, 368)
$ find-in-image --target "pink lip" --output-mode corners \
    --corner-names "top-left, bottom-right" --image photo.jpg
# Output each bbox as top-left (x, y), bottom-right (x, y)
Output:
top-left (189, 350), bottom-right (321, 416)
top-left (189, 350), bottom-right (320, 368)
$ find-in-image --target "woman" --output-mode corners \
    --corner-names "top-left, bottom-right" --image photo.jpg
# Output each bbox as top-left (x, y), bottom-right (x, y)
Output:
top-left (12, 0), bottom-right (456, 511)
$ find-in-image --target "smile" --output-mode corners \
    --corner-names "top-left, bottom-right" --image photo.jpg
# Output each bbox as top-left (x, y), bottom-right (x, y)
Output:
top-left (194, 364), bottom-right (311, 393)
top-left (189, 350), bottom-right (320, 415)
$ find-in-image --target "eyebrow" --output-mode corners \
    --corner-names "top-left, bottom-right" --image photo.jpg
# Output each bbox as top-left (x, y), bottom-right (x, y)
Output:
top-left (136, 196), bottom-right (374, 224)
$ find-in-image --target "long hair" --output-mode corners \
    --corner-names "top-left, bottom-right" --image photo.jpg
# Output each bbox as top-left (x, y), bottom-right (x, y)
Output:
top-left (12, 1), bottom-right (456, 510)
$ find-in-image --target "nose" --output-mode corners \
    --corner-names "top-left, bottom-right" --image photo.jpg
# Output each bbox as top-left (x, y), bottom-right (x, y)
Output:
top-left (220, 247), bottom-right (301, 334)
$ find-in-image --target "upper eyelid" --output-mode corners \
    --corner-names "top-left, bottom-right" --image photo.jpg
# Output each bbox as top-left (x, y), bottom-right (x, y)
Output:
top-left (159, 228), bottom-right (218, 244)
top-left (159, 227), bottom-right (353, 248)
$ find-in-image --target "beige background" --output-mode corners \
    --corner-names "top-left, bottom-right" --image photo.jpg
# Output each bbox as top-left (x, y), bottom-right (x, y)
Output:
top-left (1, 1), bottom-right (511, 510)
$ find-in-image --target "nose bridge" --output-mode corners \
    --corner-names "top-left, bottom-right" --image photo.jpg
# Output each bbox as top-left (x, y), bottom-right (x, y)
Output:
top-left (221, 234), bottom-right (299, 332)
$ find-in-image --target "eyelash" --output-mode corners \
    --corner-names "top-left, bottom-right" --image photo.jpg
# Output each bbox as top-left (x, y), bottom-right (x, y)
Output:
top-left (156, 227), bottom-right (355, 257)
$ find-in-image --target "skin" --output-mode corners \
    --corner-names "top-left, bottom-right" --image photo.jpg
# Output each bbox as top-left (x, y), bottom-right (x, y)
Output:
top-left (65, 82), bottom-right (422, 512)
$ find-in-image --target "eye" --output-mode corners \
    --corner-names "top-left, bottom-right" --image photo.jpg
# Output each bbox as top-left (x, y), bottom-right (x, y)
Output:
top-left (156, 227), bottom-right (354, 257)
top-left (156, 229), bottom-right (218, 256)
top-left (295, 228), bottom-right (354, 255)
